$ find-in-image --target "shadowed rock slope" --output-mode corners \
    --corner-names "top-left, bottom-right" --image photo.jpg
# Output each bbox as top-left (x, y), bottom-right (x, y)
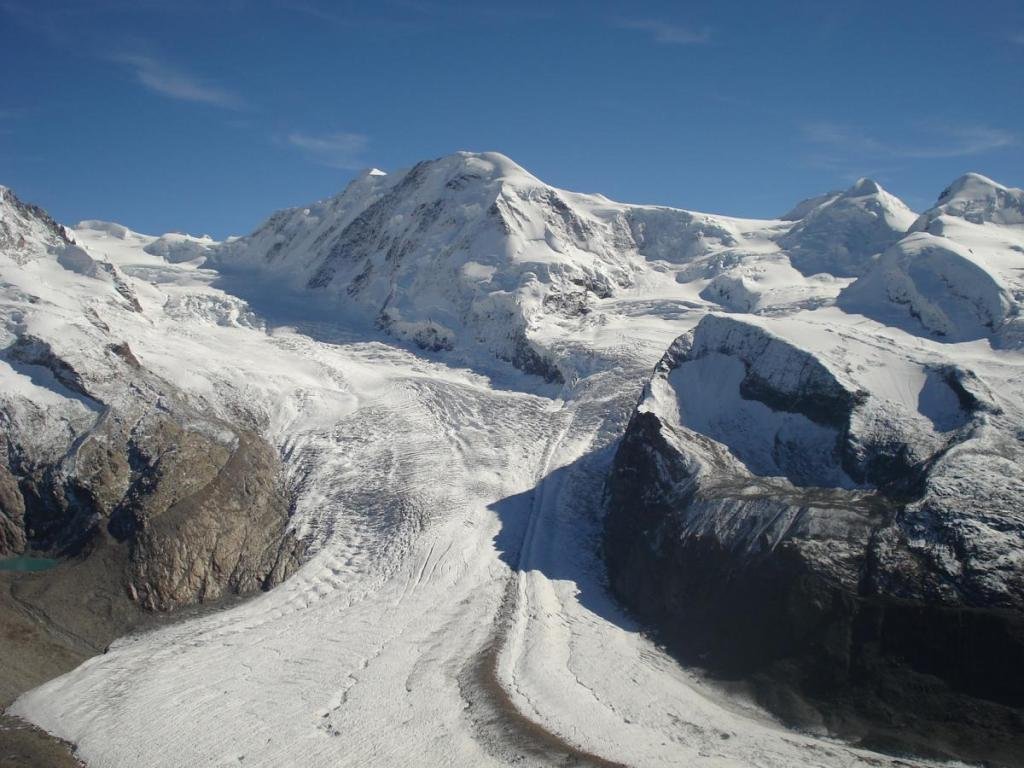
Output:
top-left (605, 313), bottom-right (1024, 766)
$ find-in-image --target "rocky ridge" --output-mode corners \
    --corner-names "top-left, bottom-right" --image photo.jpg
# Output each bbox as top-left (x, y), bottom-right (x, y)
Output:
top-left (605, 174), bottom-right (1024, 765)
top-left (0, 186), bottom-right (301, 612)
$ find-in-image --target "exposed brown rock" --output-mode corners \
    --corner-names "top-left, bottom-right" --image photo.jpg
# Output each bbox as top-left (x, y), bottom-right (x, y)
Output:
top-left (0, 463), bottom-right (26, 557)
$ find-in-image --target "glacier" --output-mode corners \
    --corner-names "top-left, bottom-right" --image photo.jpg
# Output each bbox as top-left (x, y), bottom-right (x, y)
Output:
top-left (0, 154), bottom-right (1022, 767)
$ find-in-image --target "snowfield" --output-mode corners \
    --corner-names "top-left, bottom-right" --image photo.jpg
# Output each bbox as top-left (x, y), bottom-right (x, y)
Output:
top-left (4, 159), bottom-right (1022, 767)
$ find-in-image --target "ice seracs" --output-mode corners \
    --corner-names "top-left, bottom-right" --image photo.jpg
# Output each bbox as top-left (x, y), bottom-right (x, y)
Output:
top-left (143, 231), bottom-right (217, 263)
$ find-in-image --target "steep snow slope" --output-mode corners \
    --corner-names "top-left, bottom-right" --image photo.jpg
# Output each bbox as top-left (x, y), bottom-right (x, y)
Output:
top-left (6, 159), bottom-right (1020, 768)
top-left (839, 231), bottom-right (1014, 340)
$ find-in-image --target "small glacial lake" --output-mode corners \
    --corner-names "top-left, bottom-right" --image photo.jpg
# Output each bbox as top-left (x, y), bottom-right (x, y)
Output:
top-left (0, 555), bottom-right (59, 572)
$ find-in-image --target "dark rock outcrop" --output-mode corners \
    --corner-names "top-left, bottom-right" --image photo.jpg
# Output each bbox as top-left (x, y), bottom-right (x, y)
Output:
top-left (3, 384), bottom-right (302, 611)
top-left (604, 316), bottom-right (1024, 766)
top-left (0, 452), bottom-right (27, 556)
top-left (117, 425), bottom-right (302, 610)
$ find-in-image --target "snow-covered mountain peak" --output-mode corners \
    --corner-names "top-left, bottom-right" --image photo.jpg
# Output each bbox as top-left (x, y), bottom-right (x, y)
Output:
top-left (777, 176), bottom-right (916, 277)
top-left (211, 151), bottom-right (650, 380)
top-left (844, 177), bottom-right (884, 197)
top-left (938, 171), bottom-right (1005, 204)
top-left (834, 176), bottom-right (911, 214)
top-left (914, 171), bottom-right (1024, 228)
top-left (0, 185), bottom-right (74, 265)
top-left (385, 151), bottom-right (549, 206)
top-left (436, 150), bottom-right (540, 184)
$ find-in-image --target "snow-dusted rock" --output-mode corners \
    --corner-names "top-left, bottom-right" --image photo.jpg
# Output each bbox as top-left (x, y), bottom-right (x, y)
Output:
top-left (0, 189), bottom-right (299, 609)
top-left (0, 185), bottom-right (74, 266)
top-left (606, 309), bottom-right (1024, 762)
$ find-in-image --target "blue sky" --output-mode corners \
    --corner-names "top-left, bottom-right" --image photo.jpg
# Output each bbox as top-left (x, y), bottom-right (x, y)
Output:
top-left (2, 0), bottom-right (1022, 238)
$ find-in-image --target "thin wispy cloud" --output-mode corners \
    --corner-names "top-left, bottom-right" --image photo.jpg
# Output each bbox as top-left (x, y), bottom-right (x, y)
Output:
top-left (275, 0), bottom-right (552, 31)
top-left (802, 121), bottom-right (1016, 161)
top-left (802, 122), bottom-right (886, 156)
top-left (287, 131), bottom-right (370, 169)
top-left (7, 0), bottom-right (245, 110)
top-left (1010, 32), bottom-right (1024, 46)
top-left (111, 53), bottom-right (243, 108)
top-left (614, 18), bottom-right (710, 45)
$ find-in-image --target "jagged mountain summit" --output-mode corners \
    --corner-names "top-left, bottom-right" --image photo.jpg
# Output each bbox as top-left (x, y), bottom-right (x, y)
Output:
top-left (1, 156), bottom-right (1022, 768)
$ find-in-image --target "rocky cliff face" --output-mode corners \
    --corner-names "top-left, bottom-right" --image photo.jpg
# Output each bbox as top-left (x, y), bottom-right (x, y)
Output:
top-left (604, 310), bottom-right (1024, 764)
top-left (0, 186), bottom-right (301, 610)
